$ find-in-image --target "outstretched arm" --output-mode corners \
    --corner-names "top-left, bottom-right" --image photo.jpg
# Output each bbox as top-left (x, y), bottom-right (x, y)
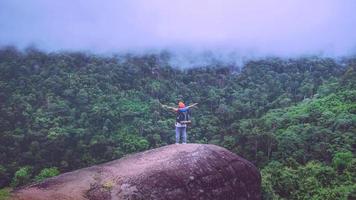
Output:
top-left (160, 103), bottom-right (178, 112)
top-left (186, 103), bottom-right (198, 109)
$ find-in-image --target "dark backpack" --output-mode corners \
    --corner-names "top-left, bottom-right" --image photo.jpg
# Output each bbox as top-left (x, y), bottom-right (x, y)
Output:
top-left (176, 109), bottom-right (190, 124)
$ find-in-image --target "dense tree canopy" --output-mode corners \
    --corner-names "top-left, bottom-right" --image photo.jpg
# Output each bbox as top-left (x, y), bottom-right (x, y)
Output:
top-left (0, 47), bottom-right (355, 199)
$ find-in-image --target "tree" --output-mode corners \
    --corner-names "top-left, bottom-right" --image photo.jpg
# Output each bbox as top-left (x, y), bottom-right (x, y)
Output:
top-left (35, 167), bottom-right (60, 182)
top-left (11, 167), bottom-right (32, 187)
top-left (332, 151), bottom-right (353, 173)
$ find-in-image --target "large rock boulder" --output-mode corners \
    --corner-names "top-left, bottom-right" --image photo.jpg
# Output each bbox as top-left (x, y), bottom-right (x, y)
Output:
top-left (12, 144), bottom-right (261, 200)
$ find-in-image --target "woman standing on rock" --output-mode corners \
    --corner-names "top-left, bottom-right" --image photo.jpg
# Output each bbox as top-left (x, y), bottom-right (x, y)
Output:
top-left (161, 101), bottom-right (198, 144)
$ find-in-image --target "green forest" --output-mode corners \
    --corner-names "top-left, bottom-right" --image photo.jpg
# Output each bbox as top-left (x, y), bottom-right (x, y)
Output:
top-left (0, 47), bottom-right (355, 199)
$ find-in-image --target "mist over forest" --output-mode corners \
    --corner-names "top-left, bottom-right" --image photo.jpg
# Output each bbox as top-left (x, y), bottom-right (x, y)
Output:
top-left (1, 0), bottom-right (356, 199)
top-left (0, 46), bottom-right (355, 199)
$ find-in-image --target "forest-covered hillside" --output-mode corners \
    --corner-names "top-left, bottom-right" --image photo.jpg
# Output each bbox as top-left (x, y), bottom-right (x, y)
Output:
top-left (0, 47), bottom-right (355, 199)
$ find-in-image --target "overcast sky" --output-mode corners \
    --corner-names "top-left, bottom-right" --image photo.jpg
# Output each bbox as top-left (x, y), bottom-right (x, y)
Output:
top-left (0, 0), bottom-right (356, 57)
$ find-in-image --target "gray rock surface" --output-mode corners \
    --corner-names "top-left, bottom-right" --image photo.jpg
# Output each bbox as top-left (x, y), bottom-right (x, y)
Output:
top-left (12, 144), bottom-right (261, 200)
